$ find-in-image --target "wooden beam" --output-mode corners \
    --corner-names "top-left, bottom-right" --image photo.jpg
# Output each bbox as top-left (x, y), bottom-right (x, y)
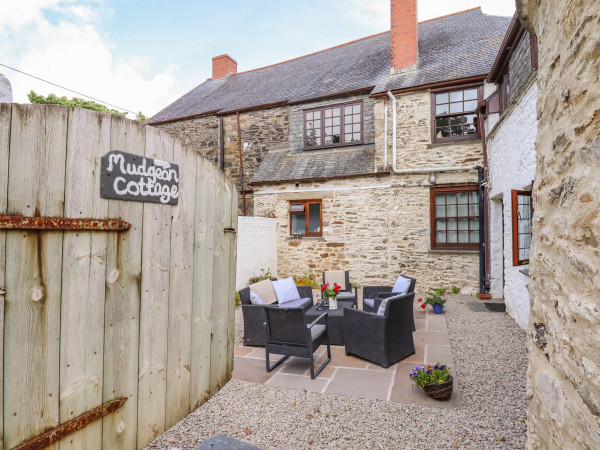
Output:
top-left (0, 216), bottom-right (131, 231)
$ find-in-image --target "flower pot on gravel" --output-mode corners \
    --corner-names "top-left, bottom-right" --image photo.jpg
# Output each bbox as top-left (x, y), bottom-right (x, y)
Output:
top-left (423, 375), bottom-right (453, 400)
top-left (432, 302), bottom-right (444, 314)
top-left (478, 293), bottom-right (491, 300)
top-left (418, 287), bottom-right (448, 312)
top-left (410, 363), bottom-right (453, 401)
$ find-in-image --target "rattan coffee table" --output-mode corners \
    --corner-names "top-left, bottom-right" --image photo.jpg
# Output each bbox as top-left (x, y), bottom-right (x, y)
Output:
top-left (305, 300), bottom-right (355, 346)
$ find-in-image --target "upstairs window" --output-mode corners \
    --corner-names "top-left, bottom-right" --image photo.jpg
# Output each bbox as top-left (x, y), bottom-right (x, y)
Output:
top-left (431, 85), bottom-right (482, 143)
top-left (430, 186), bottom-right (480, 250)
top-left (304, 101), bottom-right (363, 149)
top-left (289, 201), bottom-right (322, 237)
top-left (512, 190), bottom-right (532, 265)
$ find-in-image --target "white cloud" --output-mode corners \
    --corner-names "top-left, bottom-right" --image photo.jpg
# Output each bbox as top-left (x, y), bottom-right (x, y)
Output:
top-left (0, 0), bottom-right (179, 118)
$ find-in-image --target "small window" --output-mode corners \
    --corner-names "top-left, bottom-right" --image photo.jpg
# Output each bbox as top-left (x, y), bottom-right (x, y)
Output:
top-left (304, 101), bottom-right (362, 149)
top-left (512, 190), bottom-right (532, 265)
top-left (432, 86), bottom-right (481, 143)
top-left (430, 186), bottom-right (480, 250)
top-left (289, 200), bottom-right (322, 237)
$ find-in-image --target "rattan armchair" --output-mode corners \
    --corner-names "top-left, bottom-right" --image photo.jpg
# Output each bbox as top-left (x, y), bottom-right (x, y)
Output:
top-left (362, 276), bottom-right (416, 313)
top-left (263, 306), bottom-right (331, 379)
top-left (343, 293), bottom-right (416, 368)
top-left (322, 270), bottom-right (358, 307)
top-left (239, 284), bottom-right (313, 346)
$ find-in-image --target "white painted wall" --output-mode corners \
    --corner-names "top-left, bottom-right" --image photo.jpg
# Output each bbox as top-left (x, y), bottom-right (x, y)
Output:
top-left (236, 216), bottom-right (277, 290)
top-left (485, 80), bottom-right (537, 329)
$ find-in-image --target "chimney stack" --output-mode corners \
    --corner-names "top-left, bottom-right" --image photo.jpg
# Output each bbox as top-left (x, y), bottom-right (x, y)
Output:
top-left (390, 0), bottom-right (418, 71)
top-left (212, 54), bottom-right (237, 80)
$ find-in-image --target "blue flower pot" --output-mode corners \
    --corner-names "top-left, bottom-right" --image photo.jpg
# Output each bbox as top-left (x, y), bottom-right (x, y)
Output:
top-left (432, 303), bottom-right (444, 314)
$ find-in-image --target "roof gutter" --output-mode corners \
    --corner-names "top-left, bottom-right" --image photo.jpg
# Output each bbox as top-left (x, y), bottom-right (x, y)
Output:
top-left (147, 109), bottom-right (222, 125)
top-left (249, 171), bottom-right (390, 186)
top-left (371, 75), bottom-right (487, 99)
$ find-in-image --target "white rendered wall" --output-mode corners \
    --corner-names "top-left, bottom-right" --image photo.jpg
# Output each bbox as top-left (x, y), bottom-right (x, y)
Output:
top-left (236, 216), bottom-right (277, 290)
top-left (486, 81), bottom-right (537, 329)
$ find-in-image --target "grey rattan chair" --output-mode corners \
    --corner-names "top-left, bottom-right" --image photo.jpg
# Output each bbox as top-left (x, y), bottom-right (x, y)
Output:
top-left (343, 293), bottom-right (416, 368)
top-left (239, 284), bottom-right (313, 346)
top-left (362, 276), bottom-right (416, 313)
top-left (322, 270), bottom-right (358, 307)
top-left (263, 306), bottom-right (331, 379)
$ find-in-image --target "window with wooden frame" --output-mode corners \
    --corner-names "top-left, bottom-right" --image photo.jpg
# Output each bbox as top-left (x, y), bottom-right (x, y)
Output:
top-left (289, 200), bottom-right (322, 237)
top-left (304, 101), bottom-right (363, 149)
top-left (431, 85), bottom-right (482, 143)
top-left (430, 186), bottom-right (480, 250)
top-left (511, 190), bottom-right (532, 265)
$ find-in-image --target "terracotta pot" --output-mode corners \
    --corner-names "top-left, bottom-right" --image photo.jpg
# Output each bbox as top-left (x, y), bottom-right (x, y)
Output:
top-left (478, 293), bottom-right (491, 300)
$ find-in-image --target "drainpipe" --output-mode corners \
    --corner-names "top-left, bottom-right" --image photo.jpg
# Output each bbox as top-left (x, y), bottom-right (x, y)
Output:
top-left (386, 91), bottom-right (397, 172)
top-left (236, 111), bottom-right (245, 215)
top-left (219, 116), bottom-right (225, 172)
top-left (383, 97), bottom-right (388, 170)
top-left (476, 165), bottom-right (486, 295)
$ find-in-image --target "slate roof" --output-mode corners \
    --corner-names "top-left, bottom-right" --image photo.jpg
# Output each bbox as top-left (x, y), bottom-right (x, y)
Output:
top-left (148, 8), bottom-right (511, 124)
top-left (250, 148), bottom-right (377, 184)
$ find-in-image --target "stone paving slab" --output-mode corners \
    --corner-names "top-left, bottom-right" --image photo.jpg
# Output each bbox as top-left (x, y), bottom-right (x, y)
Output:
top-left (232, 310), bottom-right (461, 408)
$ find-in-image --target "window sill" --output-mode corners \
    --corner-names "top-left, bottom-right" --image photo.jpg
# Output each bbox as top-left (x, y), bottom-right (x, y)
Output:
top-left (303, 142), bottom-right (365, 151)
top-left (428, 249), bottom-right (479, 255)
top-left (287, 236), bottom-right (324, 240)
top-left (427, 137), bottom-right (482, 148)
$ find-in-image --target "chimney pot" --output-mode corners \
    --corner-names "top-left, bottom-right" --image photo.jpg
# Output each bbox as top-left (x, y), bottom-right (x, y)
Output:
top-left (212, 54), bottom-right (237, 80)
top-left (390, 0), bottom-right (418, 71)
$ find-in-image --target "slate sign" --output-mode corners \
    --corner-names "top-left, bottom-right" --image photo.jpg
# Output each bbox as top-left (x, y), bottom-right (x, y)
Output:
top-left (100, 150), bottom-right (179, 205)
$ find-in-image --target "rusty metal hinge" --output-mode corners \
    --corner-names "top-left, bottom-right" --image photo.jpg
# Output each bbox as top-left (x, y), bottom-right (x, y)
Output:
top-left (14, 397), bottom-right (127, 450)
top-left (0, 216), bottom-right (131, 231)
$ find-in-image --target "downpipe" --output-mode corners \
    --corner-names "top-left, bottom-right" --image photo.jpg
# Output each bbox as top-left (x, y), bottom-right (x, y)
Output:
top-left (476, 165), bottom-right (486, 295)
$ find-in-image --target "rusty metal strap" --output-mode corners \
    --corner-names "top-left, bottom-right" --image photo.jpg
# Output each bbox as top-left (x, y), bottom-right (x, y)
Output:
top-left (14, 397), bottom-right (127, 450)
top-left (0, 216), bottom-right (131, 231)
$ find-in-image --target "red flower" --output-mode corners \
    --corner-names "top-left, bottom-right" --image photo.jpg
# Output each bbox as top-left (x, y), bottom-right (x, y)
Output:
top-left (418, 298), bottom-right (423, 302)
top-left (420, 304), bottom-right (426, 309)
top-left (334, 285), bottom-right (341, 292)
top-left (321, 284), bottom-right (327, 292)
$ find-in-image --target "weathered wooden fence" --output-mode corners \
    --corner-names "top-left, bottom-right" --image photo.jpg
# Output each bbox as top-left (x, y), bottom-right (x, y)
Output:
top-left (0, 103), bottom-right (237, 449)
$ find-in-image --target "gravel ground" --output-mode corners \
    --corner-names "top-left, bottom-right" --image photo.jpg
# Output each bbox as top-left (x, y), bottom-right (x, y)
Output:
top-left (145, 294), bottom-right (528, 449)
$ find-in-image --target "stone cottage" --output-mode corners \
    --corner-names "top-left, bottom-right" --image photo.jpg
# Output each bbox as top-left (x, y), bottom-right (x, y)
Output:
top-left (148, 1), bottom-right (511, 291)
top-left (484, 13), bottom-right (538, 329)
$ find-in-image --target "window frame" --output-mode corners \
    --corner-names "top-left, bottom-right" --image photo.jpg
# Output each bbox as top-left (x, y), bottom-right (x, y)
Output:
top-left (430, 185), bottom-right (480, 250)
top-left (430, 83), bottom-right (483, 144)
top-left (511, 190), bottom-right (532, 266)
top-left (303, 100), bottom-right (364, 150)
top-left (289, 200), bottom-right (323, 237)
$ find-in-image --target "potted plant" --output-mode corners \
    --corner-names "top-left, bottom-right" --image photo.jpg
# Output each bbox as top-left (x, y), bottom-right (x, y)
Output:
top-left (418, 287), bottom-right (447, 314)
top-left (409, 363), bottom-right (453, 400)
top-left (320, 282), bottom-right (342, 309)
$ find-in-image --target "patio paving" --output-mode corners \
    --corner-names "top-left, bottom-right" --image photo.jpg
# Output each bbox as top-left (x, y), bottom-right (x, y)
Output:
top-left (232, 309), bottom-right (462, 409)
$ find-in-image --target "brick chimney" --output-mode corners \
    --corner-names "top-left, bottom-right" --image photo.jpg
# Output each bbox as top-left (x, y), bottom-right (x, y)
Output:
top-left (212, 54), bottom-right (237, 80)
top-left (390, 0), bottom-right (418, 71)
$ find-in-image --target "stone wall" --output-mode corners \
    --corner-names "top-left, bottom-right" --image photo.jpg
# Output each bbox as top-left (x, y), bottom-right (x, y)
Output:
top-left (517, 0), bottom-right (600, 447)
top-left (485, 80), bottom-right (537, 329)
top-left (253, 173), bottom-right (480, 292)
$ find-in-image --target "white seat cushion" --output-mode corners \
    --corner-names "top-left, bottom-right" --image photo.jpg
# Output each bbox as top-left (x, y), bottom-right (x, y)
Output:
top-left (249, 291), bottom-right (264, 305)
top-left (272, 277), bottom-right (301, 304)
top-left (249, 279), bottom-right (278, 304)
top-left (392, 276), bottom-right (412, 294)
top-left (377, 298), bottom-right (389, 316)
top-left (278, 297), bottom-right (311, 309)
top-left (309, 324), bottom-right (326, 341)
top-left (364, 298), bottom-right (375, 308)
top-left (324, 270), bottom-right (346, 291)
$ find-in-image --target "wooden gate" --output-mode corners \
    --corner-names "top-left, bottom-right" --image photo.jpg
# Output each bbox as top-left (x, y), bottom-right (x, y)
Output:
top-left (0, 104), bottom-right (237, 449)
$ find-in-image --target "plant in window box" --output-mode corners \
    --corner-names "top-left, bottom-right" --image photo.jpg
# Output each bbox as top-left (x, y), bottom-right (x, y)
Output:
top-left (320, 283), bottom-right (341, 309)
top-left (418, 287), bottom-right (447, 314)
top-left (410, 363), bottom-right (453, 400)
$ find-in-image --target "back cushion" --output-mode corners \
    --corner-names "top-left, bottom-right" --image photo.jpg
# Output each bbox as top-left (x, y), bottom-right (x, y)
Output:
top-left (392, 276), bottom-right (412, 294)
top-left (272, 277), bottom-right (301, 304)
top-left (249, 279), bottom-right (278, 305)
top-left (324, 270), bottom-right (346, 291)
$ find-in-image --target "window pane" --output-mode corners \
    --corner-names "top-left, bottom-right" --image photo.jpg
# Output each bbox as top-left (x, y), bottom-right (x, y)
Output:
top-left (465, 123), bottom-right (477, 134)
top-left (464, 100), bottom-right (478, 111)
top-left (289, 203), bottom-right (304, 212)
top-left (345, 105), bottom-right (353, 114)
top-left (332, 107), bottom-right (340, 116)
top-left (457, 192), bottom-right (468, 204)
top-left (450, 91), bottom-right (463, 102)
top-left (436, 105), bottom-right (449, 115)
top-left (437, 127), bottom-right (450, 138)
top-left (450, 126), bottom-right (462, 136)
top-left (435, 194), bottom-right (445, 205)
top-left (436, 93), bottom-right (449, 104)
top-left (450, 102), bottom-right (464, 113)
top-left (465, 114), bottom-right (477, 125)
top-left (436, 220), bottom-right (446, 231)
top-left (470, 231), bottom-right (479, 243)
top-left (469, 191), bottom-right (478, 203)
top-left (325, 118), bottom-right (332, 126)
top-left (325, 135), bottom-right (333, 144)
top-left (436, 117), bottom-right (449, 127)
top-left (458, 218), bottom-right (469, 230)
top-left (436, 205), bottom-right (446, 217)
top-left (306, 112), bottom-right (313, 120)
top-left (469, 203), bottom-right (479, 216)
top-left (437, 231), bottom-right (446, 243)
top-left (333, 126), bottom-right (340, 134)
top-left (445, 193), bottom-right (457, 205)
top-left (458, 204), bottom-right (468, 216)
top-left (353, 113), bottom-right (360, 123)
top-left (464, 89), bottom-right (478, 100)
top-left (458, 231), bottom-right (469, 242)
top-left (333, 117), bottom-right (340, 126)
top-left (314, 111), bottom-right (321, 119)
top-left (353, 133), bottom-right (361, 141)
top-left (291, 214), bottom-right (305, 235)
top-left (324, 109), bottom-right (332, 118)
top-left (353, 124), bottom-right (360, 132)
top-left (314, 119), bottom-right (321, 128)
top-left (447, 231), bottom-right (457, 243)
top-left (469, 218), bottom-right (479, 230)
top-left (353, 104), bottom-right (360, 114)
top-left (345, 124), bottom-right (352, 133)
top-left (308, 203), bottom-right (320, 233)
top-left (447, 218), bottom-right (457, 230)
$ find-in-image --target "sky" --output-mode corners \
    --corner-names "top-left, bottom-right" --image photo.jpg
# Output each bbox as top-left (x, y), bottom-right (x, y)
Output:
top-left (0, 0), bottom-right (516, 119)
